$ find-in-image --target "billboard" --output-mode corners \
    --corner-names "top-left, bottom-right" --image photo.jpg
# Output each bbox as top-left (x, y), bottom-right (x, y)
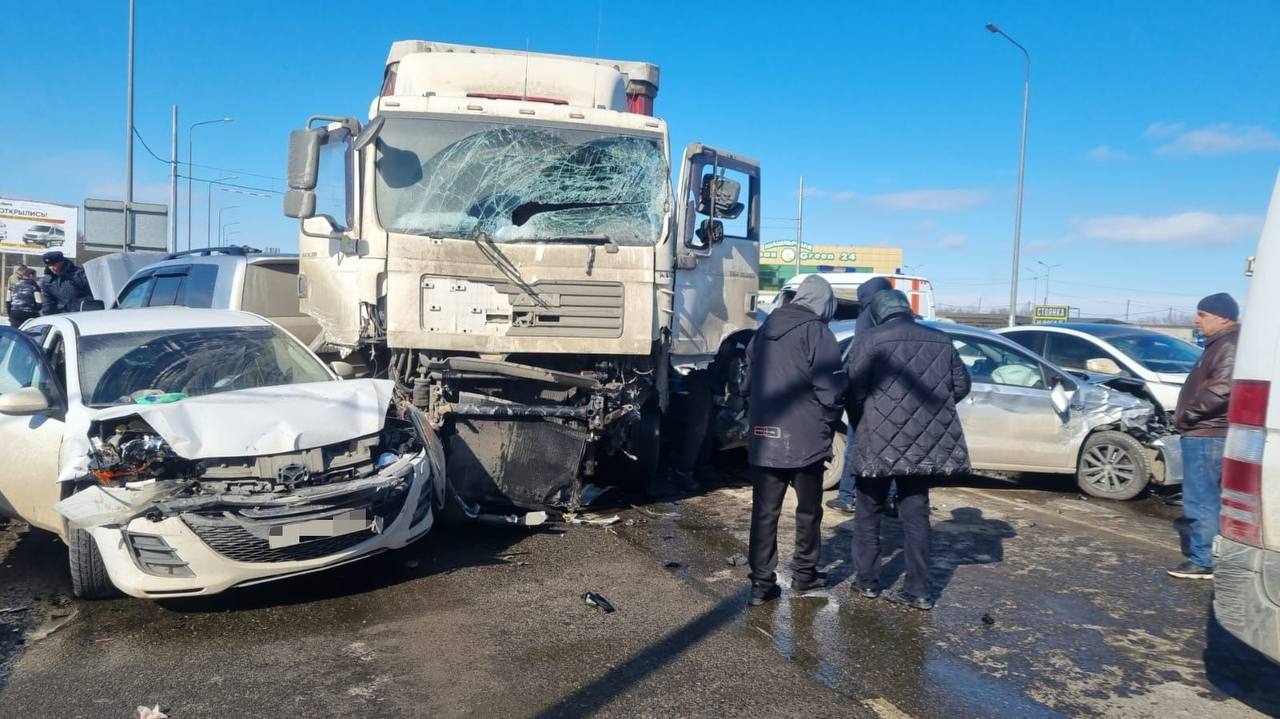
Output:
top-left (1032, 304), bottom-right (1071, 324)
top-left (759, 241), bottom-right (903, 291)
top-left (83, 199), bottom-right (168, 253)
top-left (0, 197), bottom-right (79, 258)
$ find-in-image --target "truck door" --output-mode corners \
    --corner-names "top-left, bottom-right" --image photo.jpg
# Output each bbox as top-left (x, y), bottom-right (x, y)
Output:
top-left (670, 143), bottom-right (761, 368)
top-left (288, 119), bottom-right (363, 349)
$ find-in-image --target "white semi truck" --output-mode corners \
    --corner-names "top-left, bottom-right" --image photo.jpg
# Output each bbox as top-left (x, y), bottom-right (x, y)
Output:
top-left (283, 40), bottom-right (760, 515)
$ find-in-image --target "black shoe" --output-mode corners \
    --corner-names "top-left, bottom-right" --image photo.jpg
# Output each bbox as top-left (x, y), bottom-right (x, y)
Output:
top-left (749, 583), bottom-right (782, 606)
top-left (825, 498), bottom-right (855, 514)
top-left (853, 585), bottom-right (881, 599)
top-left (672, 470), bottom-right (702, 494)
top-left (885, 495), bottom-right (899, 519)
top-left (883, 589), bottom-right (934, 610)
top-left (791, 572), bottom-right (829, 593)
top-left (1167, 561), bottom-right (1213, 580)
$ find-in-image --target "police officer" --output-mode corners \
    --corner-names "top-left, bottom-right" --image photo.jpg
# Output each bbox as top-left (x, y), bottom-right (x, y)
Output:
top-left (40, 251), bottom-right (94, 315)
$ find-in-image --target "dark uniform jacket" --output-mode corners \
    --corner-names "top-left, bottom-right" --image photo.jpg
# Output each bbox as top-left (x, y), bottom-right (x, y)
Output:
top-left (42, 260), bottom-right (93, 315)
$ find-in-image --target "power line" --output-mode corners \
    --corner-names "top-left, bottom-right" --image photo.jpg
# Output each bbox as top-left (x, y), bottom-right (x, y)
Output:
top-left (177, 173), bottom-right (282, 196)
top-left (134, 126), bottom-right (286, 185)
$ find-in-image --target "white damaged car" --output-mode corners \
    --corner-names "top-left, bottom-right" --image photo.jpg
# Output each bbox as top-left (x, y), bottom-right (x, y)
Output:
top-left (0, 308), bottom-right (441, 599)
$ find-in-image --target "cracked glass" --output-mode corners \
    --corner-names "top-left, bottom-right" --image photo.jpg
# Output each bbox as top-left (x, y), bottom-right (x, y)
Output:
top-left (375, 116), bottom-right (668, 246)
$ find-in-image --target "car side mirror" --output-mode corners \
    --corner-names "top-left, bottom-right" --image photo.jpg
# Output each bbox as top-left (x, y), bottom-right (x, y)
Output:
top-left (0, 388), bottom-right (51, 416)
top-left (330, 361), bottom-right (356, 380)
top-left (1085, 357), bottom-right (1123, 375)
top-left (1050, 382), bottom-right (1072, 415)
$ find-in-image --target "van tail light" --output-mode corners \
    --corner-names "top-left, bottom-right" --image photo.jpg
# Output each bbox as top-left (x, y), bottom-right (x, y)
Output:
top-left (1222, 380), bottom-right (1270, 547)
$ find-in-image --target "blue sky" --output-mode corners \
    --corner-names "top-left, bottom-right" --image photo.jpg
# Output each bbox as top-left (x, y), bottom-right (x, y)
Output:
top-left (3, 1), bottom-right (1278, 319)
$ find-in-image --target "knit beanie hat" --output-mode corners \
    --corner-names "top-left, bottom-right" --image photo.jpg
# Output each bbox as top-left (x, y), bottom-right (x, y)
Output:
top-left (1197, 293), bottom-right (1239, 322)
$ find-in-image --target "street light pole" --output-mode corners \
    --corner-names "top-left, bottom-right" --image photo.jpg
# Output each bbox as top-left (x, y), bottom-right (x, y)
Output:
top-left (168, 105), bottom-right (178, 254)
top-left (1025, 267), bottom-right (1043, 313)
top-left (206, 177), bottom-right (238, 246)
top-left (123, 0), bottom-right (136, 252)
top-left (795, 175), bottom-right (805, 279)
top-left (987, 23), bottom-right (1030, 327)
top-left (187, 117), bottom-right (233, 250)
top-left (220, 220), bottom-right (241, 243)
top-left (1037, 260), bottom-right (1062, 304)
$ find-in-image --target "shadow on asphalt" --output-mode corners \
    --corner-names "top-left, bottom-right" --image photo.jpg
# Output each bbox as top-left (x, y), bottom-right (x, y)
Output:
top-left (157, 523), bottom-right (537, 614)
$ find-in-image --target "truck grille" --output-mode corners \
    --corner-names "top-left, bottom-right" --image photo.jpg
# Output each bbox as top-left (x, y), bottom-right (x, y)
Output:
top-left (422, 277), bottom-right (624, 339)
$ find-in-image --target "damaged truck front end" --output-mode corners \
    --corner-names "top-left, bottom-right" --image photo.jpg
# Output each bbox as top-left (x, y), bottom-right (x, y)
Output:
top-left (57, 379), bottom-right (440, 598)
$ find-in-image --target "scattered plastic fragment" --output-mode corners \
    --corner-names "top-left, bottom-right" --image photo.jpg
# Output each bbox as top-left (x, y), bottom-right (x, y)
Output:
top-left (981, 613), bottom-right (996, 626)
top-left (94, 638), bottom-right (113, 646)
top-left (0, 606), bottom-right (29, 614)
top-left (582, 592), bottom-right (616, 613)
top-left (476, 511), bottom-right (548, 527)
top-left (631, 504), bottom-right (681, 520)
top-left (136, 705), bottom-right (169, 719)
top-left (567, 514), bottom-right (621, 526)
top-left (661, 559), bottom-right (682, 568)
top-left (726, 554), bottom-right (749, 567)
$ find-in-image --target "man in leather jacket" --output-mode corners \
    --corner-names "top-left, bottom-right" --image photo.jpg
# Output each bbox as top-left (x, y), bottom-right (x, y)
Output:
top-left (1169, 293), bottom-right (1240, 579)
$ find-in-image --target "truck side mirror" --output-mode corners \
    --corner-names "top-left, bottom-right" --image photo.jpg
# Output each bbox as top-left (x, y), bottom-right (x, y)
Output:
top-left (697, 174), bottom-right (743, 220)
top-left (287, 128), bottom-right (324, 191)
top-left (284, 189), bottom-right (317, 220)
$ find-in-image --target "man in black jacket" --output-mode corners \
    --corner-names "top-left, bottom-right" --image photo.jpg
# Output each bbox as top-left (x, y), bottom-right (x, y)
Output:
top-left (742, 274), bottom-right (846, 606)
top-left (40, 251), bottom-right (94, 315)
top-left (845, 290), bottom-right (970, 610)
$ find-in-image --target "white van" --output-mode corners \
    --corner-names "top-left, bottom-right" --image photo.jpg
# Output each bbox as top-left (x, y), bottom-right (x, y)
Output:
top-left (1214, 173), bottom-right (1280, 663)
top-left (764, 272), bottom-right (936, 322)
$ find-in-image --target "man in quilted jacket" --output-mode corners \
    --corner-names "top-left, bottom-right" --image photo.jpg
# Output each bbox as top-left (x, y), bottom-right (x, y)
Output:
top-left (844, 290), bottom-right (971, 610)
top-left (742, 274), bottom-right (846, 606)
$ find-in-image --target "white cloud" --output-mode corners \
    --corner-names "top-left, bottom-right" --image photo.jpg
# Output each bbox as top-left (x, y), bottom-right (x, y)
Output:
top-left (800, 186), bottom-right (829, 199)
top-left (832, 190), bottom-right (857, 202)
top-left (940, 233), bottom-right (968, 249)
top-left (867, 188), bottom-right (989, 212)
top-left (84, 180), bottom-right (173, 204)
top-left (1075, 211), bottom-right (1263, 245)
top-left (1086, 145), bottom-right (1128, 162)
top-left (1146, 123), bottom-right (1280, 156)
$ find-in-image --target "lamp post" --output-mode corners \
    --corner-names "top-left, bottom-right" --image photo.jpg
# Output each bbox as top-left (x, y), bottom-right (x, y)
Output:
top-left (220, 221), bottom-right (241, 243)
top-left (987, 23), bottom-right (1030, 327)
top-left (1025, 266), bottom-right (1044, 313)
top-left (217, 207), bottom-right (240, 244)
top-left (1037, 260), bottom-right (1062, 304)
top-left (187, 117), bottom-right (233, 250)
top-left (206, 177), bottom-right (239, 246)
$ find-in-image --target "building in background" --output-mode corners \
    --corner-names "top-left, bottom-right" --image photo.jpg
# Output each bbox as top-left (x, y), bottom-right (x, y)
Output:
top-left (758, 240), bottom-right (903, 290)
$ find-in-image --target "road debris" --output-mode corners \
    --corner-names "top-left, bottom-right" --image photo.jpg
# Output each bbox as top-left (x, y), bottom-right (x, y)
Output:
top-left (661, 559), bottom-right (683, 568)
top-left (93, 638), bottom-right (113, 646)
top-left (631, 504), bottom-right (682, 520)
top-left (566, 514), bottom-right (621, 526)
top-left (726, 553), bottom-right (749, 567)
top-left (982, 613), bottom-right (996, 626)
top-left (582, 592), bottom-right (616, 613)
top-left (0, 606), bottom-right (29, 615)
top-left (136, 705), bottom-right (169, 719)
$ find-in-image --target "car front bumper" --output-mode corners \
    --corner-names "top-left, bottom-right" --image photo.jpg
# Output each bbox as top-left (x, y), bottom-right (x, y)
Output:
top-left (90, 451), bottom-right (434, 598)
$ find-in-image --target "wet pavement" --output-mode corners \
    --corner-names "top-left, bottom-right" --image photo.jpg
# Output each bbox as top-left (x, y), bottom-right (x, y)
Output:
top-left (1, 472), bottom-right (1278, 717)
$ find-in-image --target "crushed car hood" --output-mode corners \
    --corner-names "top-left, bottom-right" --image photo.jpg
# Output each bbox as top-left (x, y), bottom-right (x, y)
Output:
top-left (59, 379), bottom-right (396, 482)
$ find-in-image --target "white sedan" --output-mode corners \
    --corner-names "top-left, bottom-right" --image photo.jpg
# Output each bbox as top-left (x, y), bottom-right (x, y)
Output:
top-left (996, 323), bottom-right (1201, 413)
top-left (0, 308), bottom-right (439, 599)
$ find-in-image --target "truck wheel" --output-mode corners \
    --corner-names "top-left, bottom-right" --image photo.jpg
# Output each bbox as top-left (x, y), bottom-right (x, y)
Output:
top-left (823, 428), bottom-right (847, 491)
top-left (1077, 431), bottom-right (1151, 500)
top-left (67, 527), bottom-right (119, 599)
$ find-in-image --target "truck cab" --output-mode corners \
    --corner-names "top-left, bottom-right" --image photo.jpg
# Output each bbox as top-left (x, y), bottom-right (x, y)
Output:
top-left (282, 41), bottom-right (761, 513)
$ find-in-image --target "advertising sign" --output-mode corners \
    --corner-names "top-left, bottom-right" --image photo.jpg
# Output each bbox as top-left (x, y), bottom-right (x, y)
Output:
top-left (1032, 304), bottom-right (1071, 324)
top-left (0, 197), bottom-right (79, 258)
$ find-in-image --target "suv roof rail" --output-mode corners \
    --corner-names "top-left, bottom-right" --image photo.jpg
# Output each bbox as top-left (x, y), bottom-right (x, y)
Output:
top-left (163, 245), bottom-right (263, 260)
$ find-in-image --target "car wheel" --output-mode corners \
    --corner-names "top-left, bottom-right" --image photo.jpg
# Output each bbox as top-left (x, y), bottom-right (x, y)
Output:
top-left (1076, 431), bottom-right (1151, 500)
top-left (67, 526), bottom-right (119, 599)
top-left (823, 428), bottom-right (847, 491)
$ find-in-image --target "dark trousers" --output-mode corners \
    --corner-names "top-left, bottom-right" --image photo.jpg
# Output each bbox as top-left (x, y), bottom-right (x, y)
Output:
top-left (8, 310), bottom-right (37, 327)
top-left (749, 462), bottom-right (824, 587)
top-left (853, 476), bottom-right (932, 599)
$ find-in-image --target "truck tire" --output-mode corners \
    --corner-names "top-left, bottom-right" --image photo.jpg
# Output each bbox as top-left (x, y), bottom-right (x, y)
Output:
top-left (67, 527), bottom-right (119, 599)
top-left (1076, 431), bottom-right (1151, 500)
top-left (823, 428), bottom-right (847, 491)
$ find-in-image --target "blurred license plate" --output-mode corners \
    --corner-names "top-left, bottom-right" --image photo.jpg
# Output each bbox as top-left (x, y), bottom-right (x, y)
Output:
top-left (267, 509), bottom-right (371, 549)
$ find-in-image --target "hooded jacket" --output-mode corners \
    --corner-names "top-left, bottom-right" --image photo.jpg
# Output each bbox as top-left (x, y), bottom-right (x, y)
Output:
top-left (742, 275), bottom-right (847, 469)
top-left (42, 259), bottom-right (93, 315)
top-left (844, 290), bottom-right (971, 477)
top-left (853, 276), bottom-right (894, 336)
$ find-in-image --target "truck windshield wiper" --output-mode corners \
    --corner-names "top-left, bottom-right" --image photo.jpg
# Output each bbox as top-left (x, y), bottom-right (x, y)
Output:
top-left (507, 234), bottom-right (620, 254)
top-left (511, 200), bottom-right (640, 227)
top-left (469, 231), bottom-right (549, 309)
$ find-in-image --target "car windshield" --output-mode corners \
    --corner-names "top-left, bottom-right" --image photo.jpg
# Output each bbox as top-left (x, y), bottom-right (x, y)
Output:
top-left (1105, 333), bottom-right (1202, 374)
top-left (77, 326), bottom-right (333, 407)
top-left (374, 116), bottom-right (669, 246)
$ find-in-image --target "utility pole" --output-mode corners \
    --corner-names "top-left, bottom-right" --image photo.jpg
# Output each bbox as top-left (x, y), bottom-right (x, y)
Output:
top-left (169, 105), bottom-right (178, 255)
top-left (123, 0), bottom-right (136, 252)
top-left (1037, 260), bottom-right (1061, 304)
top-left (1125, 299), bottom-right (1131, 323)
top-left (795, 176), bottom-right (804, 279)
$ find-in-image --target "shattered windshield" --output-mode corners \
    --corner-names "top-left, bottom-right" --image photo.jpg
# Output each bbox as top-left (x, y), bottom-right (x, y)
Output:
top-left (77, 327), bottom-right (334, 407)
top-left (1107, 333), bottom-right (1202, 374)
top-left (374, 116), bottom-right (668, 245)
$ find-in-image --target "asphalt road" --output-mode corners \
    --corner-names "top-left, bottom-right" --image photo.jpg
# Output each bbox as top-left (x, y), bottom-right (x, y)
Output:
top-left (1, 470), bottom-right (1278, 718)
